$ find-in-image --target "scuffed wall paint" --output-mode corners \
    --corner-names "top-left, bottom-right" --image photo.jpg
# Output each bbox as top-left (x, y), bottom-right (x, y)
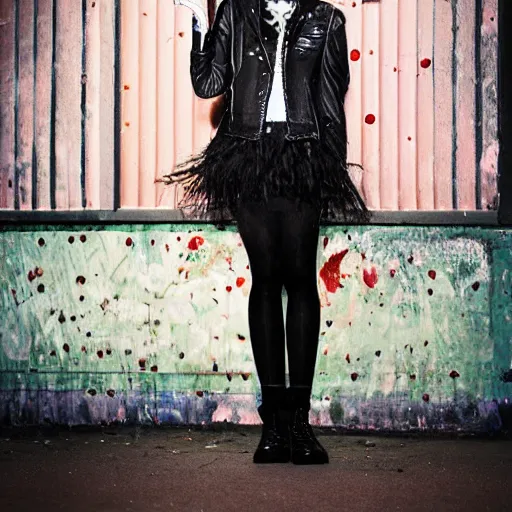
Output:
top-left (0, 225), bottom-right (510, 431)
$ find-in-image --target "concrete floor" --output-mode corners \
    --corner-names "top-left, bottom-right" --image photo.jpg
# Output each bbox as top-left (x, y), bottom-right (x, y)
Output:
top-left (0, 425), bottom-right (510, 512)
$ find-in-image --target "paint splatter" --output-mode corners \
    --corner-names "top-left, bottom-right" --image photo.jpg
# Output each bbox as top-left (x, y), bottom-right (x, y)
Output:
top-left (106, 389), bottom-right (116, 398)
top-left (237, 334), bottom-right (246, 341)
top-left (139, 358), bottom-right (146, 370)
top-left (38, 238), bottom-right (45, 247)
top-left (63, 343), bottom-right (70, 353)
top-left (319, 249), bottom-right (349, 293)
top-left (196, 391), bottom-right (204, 397)
top-left (363, 267), bottom-right (378, 288)
top-left (68, 236), bottom-right (75, 244)
top-left (80, 235), bottom-right (87, 243)
top-left (422, 393), bottom-right (430, 402)
top-left (28, 270), bottom-right (36, 282)
top-left (375, 350), bottom-right (381, 357)
top-left (226, 286), bottom-right (232, 292)
top-left (226, 372), bottom-right (233, 381)
top-left (97, 350), bottom-right (104, 358)
top-left (472, 281), bottom-right (480, 291)
top-left (81, 346), bottom-right (87, 353)
top-left (236, 277), bottom-right (245, 287)
top-left (323, 346), bottom-right (328, 355)
top-left (212, 362), bottom-right (218, 372)
top-left (188, 236), bottom-right (204, 250)
top-left (50, 350), bottom-right (56, 356)
top-left (151, 365), bottom-right (158, 372)
top-left (365, 114), bottom-right (375, 125)
top-left (37, 284), bottom-right (45, 293)
top-left (241, 373), bottom-right (250, 381)
top-left (389, 269), bottom-right (396, 278)
top-left (125, 349), bottom-right (132, 355)
top-left (36, 267), bottom-right (43, 277)
top-left (424, 340), bottom-right (429, 347)
top-left (428, 270), bottom-right (436, 280)
top-left (87, 389), bottom-right (97, 396)
top-left (350, 372), bottom-right (358, 381)
top-left (420, 58), bottom-right (432, 68)
top-left (350, 49), bottom-right (360, 61)
top-left (409, 374), bottom-right (416, 380)
top-left (407, 255), bottom-right (414, 264)
top-left (126, 237), bottom-right (133, 247)
top-left (345, 353), bottom-right (351, 364)
top-left (179, 352), bottom-right (185, 359)
top-left (106, 348), bottom-right (112, 355)
top-left (58, 311), bottom-right (66, 323)
top-left (326, 320), bottom-right (333, 327)
top-left (76, 276), bottom-right (86, 285)
top-left (428, 288), bottom-right (433, 296)
top-left (323, 236), bottom-right (329, 248)
top-left (449, 370), bottom-right (460, 379)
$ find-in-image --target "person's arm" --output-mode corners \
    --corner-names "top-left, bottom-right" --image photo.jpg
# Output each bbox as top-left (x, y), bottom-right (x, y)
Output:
top-left (317, 7), bottom-right (350, 157)
top-left (190, 0), bottom-right (233, 99)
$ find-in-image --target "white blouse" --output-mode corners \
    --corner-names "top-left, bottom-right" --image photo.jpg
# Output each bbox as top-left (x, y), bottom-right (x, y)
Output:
top-left (263, 0), bottom-right (296, 122)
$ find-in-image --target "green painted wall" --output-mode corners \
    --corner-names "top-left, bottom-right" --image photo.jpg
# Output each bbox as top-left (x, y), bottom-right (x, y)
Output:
top-left (0, 224), bottom-right (510, 431)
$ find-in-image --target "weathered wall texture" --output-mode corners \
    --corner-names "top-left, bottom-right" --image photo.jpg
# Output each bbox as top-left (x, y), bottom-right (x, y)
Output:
top-left (0, 225), bottom-right (510, 431)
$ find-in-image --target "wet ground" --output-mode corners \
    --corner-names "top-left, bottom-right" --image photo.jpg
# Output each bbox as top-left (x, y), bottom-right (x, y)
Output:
top-left (0, 425), bottom-right (511, 511)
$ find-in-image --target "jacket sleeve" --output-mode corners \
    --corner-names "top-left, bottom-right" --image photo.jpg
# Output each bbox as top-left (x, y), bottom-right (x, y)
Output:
top-left (190, 0), bottom-right (233, 99)
top-left (317, 8), bottom-right (350, 158)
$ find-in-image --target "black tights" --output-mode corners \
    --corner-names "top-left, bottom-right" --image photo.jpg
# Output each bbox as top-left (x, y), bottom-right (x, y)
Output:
top-left (235, 196), bottom-right (322, 398)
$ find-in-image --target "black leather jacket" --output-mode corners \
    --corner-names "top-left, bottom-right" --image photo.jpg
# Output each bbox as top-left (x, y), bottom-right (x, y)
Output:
top-left (191, 0), bottom-right (350, 146)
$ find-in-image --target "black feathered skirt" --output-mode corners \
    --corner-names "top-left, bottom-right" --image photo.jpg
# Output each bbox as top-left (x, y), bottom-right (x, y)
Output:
top-left (159, 122), bottom-right (370, 225)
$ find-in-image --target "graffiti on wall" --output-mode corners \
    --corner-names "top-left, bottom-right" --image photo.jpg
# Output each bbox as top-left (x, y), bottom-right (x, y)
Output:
top-left (0, 225), bottom-right (510, 429)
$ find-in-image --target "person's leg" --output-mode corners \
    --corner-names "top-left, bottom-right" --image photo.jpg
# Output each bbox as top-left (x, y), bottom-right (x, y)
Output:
top-left (277, 197), bottom-right (329, 464)
top-left (235, 199), bottom-right (286, 392)
top-left (235, 198), bottom-right (291, 463)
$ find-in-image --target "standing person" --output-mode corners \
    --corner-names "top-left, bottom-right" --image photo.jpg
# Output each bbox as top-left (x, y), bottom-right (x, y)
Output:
top-left (160, 0), bottom-right (370, 464)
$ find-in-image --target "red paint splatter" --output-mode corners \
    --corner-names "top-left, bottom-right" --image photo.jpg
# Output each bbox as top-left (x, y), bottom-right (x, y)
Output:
top-left (350, 49), bottom-right (360, 61)
top-left (226, 285), bottom-right (232, 292)
top-left (124, 84), bottom-right (130, 90)
top-left (97, 350), bottom-right (104, 359)
top-left (350, 372), bottom-right (359, 381)
top-left (188, 236), bottom-right (204, 250)
top-left (106, 389), bottom-right (116, 398)
top-left (151, 365), bottom-right (158, 372)
top-left (472, 281), bottom-right (480, 291)
top-left (323, 346), bottom-right (328, 355)
top-left (80, 234), bottom-right (87, 243)
top-left (38, 238), bottom-right (45, 247)
top-left (63, 343), bottom-right (70, 353)
top-left (165, 243), bottom-right (170, 252)
top-left (389, 269), bottom-right (396, 278)
top-left (319, 249), bottom-right (349, 293)
top-left (449, 370), bottom-right (460, 379)
top-left (150, 239), bottom-right (155, 246)
top-left (393, 67), bottom-right (397, 72)
top-left (236, 277), bottom-right (245, 287)
top-left (422, 393), bottom-right (430, 402)
top-left (81, 346), bottom-right (87, 353)
top-left (246, 264), bottom-right (250, 270)
top-left (226, 372), bottom-right (233, 381)
top-left (365, 114), bottom-right (376, 125)
top-left (407, 136), bottom-right (412, 141)
top-left (369, 49), bottom-right (374, 55)
top-left (138, 358), bottom-right (146, 370)
top-left (420, 58), bottom-right (432, 69)
top-left (126, 237), bottom-right (133, 247)
top-left (363, 267), bottom-right (378, 288)
top-left (28, 270), bottom-right (36, 282)
top-left (68, 236), bottom-right (75, 244)
top-left (237, 334), bottom-right (246, 341)
top-left (241, 373), bottom-right (250, 381)
top-left (76, 276), bottom-right (86, 285)
top-left (196, 390), bottom-right (204, 397)
top-left (35, 267), bottom-right (43, 277)
top-left (345, 353), bottom-right (351, 364)
top-left (361, 252), bottom-right (367, 260)
top-left (177, 236), bottom-right (181, 242)
top-left (324, 396), bottom-right (331, 401)
top-left (428, 270), bottom-right (436, 280)
top-left (323, 236), bottom-right (329, 249)
top-left (352, 1), bottom-right (356, 7)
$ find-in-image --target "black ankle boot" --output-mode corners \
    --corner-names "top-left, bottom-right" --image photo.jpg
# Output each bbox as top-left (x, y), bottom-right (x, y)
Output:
top-left (253, 404), bottom-right (291, 464)
top-left (288, 390), bottom-right (329, 465)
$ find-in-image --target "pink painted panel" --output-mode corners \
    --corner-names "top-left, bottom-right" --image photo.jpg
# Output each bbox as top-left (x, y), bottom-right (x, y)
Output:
top-left (378, 0), bottom-right (399, 210)
top-left (120, 0), bottom-right (140, 207)
top-left (0, 0), bottom-right (15, 209)
top-left (17, 0), bottom-right (35, 210)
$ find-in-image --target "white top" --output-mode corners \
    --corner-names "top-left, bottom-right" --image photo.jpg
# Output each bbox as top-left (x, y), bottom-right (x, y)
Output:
top-left (263, 0), bottom-right (296, 122)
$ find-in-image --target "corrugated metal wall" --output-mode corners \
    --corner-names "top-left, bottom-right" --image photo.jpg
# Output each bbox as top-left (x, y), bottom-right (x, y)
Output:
top-left (0, 0), bottom-right (499, 213)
